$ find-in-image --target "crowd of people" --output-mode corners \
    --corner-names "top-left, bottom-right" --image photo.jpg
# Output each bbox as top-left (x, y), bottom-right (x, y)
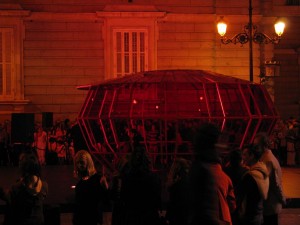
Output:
top-left (269, 117), bottom-right (300, 167)
top-left (0, 118), bottom-right (88, 167)
top-left (0, 120), bottom-right (287, 225)
top-left (0, 116), bottom-right (299, 169)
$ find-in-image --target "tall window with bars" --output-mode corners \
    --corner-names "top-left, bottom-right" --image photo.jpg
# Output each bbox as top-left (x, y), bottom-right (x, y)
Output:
top-left (113, 30), bottom-right (148, 77)
top-left (286, 0), bottom-right (300, 5)
top-left (0, 28), bottom-right (13, 100)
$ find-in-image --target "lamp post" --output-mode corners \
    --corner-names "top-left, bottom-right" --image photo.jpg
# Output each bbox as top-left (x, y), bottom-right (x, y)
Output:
top-left (217, 0), bottom-right (285, 82)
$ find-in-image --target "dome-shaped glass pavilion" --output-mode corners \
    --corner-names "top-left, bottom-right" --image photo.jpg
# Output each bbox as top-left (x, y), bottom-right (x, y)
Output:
top-left (77, 70), bottom-right (279, 170)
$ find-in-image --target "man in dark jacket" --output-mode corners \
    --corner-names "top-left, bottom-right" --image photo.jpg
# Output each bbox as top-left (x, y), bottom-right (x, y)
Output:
top-left (237, 144), bottom-right (269, 225)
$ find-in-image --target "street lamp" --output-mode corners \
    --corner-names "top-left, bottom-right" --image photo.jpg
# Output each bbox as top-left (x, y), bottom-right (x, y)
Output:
top-left (217, 0), bottom-right (285, 82)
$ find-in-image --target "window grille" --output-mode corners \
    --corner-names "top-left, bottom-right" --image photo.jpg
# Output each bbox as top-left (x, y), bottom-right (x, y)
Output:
top-left (286, 0), bottom-right (300, 5)
top-left (0, 28), bottom-right (14, 99)
top-left (113, 30), bottom-right (148, 77)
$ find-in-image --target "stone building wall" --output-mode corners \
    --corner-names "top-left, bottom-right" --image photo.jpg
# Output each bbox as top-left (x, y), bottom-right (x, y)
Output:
top-left (0, 0), bottom-right (299, 123)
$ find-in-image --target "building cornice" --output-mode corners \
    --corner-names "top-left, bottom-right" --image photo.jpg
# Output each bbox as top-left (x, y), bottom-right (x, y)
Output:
top-left (0, 10), bottom-right (30, 17)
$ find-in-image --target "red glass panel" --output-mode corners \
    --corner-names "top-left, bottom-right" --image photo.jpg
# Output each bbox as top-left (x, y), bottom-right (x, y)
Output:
top-left (77, 70), bottom-right (279, 170)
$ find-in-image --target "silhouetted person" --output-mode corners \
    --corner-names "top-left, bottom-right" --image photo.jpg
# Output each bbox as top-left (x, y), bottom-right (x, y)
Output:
top-left (224, 148), bottom-right (249, 201)
top-left (110, 156), bottom-right (130, 225)
top-left (0, 123), bottom-right (9, 166)
top-left (253, 133), bottom-right (285, 225)
top-left (0, 152), bottom-right (48, 225)
top-left (118, 135), bottom-right (162, 225)
top-left (237, 144), bottom-right (269, 225)
top-left (70, 122), bottom-right (88, 153)
top-left (166, 157), bottom-right (191, 225)
top-left (73, 150), bottom-right (108, 225)
top-left (188, 122), bottom-right (236, 225)
top-left (33, 126), bottom-right (47, 166)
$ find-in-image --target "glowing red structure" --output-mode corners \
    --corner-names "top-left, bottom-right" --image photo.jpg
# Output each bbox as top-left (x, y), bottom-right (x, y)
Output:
top-left (77, 70), bottom-right (279, 170)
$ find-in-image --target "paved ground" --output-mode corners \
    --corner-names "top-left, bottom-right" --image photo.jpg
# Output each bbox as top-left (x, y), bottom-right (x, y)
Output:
top-left (56, 209), bottom-right (300, 225)
top-left (282, 167), bottom-right (300, 199)
top-left (280, 208), bottom-right (300, 225)
top-left (1, 209), bottom-right (300, 225)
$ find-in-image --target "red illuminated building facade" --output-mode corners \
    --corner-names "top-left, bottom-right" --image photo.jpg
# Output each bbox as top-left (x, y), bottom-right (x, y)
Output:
top-left (0, 0), bottom-right (299, 123)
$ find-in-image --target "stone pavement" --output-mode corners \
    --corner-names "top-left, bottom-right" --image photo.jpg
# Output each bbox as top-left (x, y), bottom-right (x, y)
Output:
top-left (279, 208), bottom-right (300, 225)
top-left (1, 209), bottom-right (300, 225)
top-left (56, 209), bottom-right (300, 225)
top-left (279, 167), bottom-right (300, 225)
top-left (282, 167), bottom-right (300, 199)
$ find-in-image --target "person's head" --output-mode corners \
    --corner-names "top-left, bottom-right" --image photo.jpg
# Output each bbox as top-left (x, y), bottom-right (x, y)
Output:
top-left (56, 138), bottom-right (64, 145)
top-left (37, 126), bottom-right (43, 133)
top-left (253, 132), bottom-right (270, 151)
top-left (64, 118), bottom-right (70, 127)
top-left (127, 128), bottom-right (144, 148)
top-left (169, 157), bottom-right (191, 182)
top-left (19, 152), bottom-right (41, 178)
top-left (193, 122), bottom-right (220, 163)
top-left (129, 145), bottom-right (151, 173)
top-left (242, 144), bottom-right (263, 167)
top-left (74, 150), bottom-right (96, 179)
top-left (19, 153), bottom-right (43, 194)
top-left (49, 137), bottom-right (56, 143)
top-left (229, 148), bottom-right (243, 167)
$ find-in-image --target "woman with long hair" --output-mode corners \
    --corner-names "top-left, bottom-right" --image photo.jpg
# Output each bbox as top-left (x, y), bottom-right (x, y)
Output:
top-left (72, 150), bottom-right (108, 225)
